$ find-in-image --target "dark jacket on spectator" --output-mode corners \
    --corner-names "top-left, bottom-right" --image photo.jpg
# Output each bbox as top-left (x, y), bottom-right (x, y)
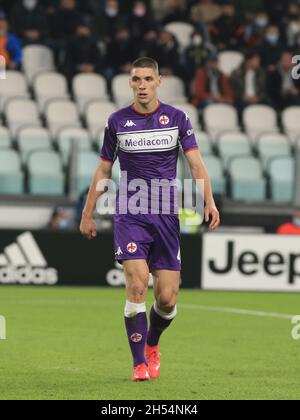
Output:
top-left (231, 66), bottom-right (266, 101)
top-left (11, 2), bottom-right (49, 44)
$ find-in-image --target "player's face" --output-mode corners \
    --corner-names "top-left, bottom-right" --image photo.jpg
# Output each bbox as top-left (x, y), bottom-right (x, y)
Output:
top-left (129, 68), bottom-right (161, 106)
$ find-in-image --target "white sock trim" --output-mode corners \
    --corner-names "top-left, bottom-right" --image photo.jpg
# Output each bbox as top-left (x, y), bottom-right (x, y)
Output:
top-left (154, 302), bottom-right (177, 320)
top-left (124, 300), bottom-right (146, 318)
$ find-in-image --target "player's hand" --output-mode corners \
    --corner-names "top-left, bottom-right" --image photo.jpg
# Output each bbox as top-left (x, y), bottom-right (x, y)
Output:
top-left (80, 215), bottom-right (97, 240)
top-left (204, 203), bottom-right (220, 231)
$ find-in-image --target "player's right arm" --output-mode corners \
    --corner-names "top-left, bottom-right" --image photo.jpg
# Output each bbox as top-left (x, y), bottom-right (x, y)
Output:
top-left (80, 160), bottom-right (113, 240)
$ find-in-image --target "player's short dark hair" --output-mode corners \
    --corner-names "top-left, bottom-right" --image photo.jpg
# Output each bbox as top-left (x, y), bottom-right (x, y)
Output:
top-left (132, 57), bottom-right (159, 75)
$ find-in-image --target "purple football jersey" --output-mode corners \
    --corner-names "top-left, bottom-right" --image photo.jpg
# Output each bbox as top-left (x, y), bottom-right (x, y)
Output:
top-left (101, 101), bottom-right (198, 215)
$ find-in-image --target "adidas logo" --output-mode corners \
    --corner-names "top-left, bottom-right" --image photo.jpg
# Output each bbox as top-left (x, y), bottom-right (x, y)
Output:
top-left (124, 120), bottom-right (136, 128)
top-left (0, 232), bottom-right (58, 285)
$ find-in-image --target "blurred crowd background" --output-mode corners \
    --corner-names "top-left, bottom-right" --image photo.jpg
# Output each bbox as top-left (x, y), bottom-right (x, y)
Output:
top-left (1, 0), bottom-right (300, 111)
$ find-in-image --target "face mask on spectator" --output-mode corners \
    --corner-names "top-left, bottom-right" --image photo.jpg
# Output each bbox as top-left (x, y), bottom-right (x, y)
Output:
top-left (192, 35), bottom-right (203, 46)
top-left (105, 8), bottom-right (118, 17)
top-left (255, 18), bottom-right (268, 28)
top-left (265, 33), bottom-right (279, 44)
top-left (23, 0), bottom-right (37, 10)
top-left (293, 217), bottom-right (300, 227)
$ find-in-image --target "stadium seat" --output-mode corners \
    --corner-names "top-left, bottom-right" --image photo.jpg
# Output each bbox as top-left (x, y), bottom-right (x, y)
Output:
top-left (0, 70), bottom-right (29, 112)
top-left (243, 105), bottom-right (279, 141)
top-left (5, 99), bottom-right (41, 137)
top-left (194, 130), bottom-right (212, 155)
top-left (0, 127), bottom-right (11, 149)
top-left (164, 22), bottom-right (195, 53)
top-left (28, 150), bottom-right (65, 195)
top-left (269, 157), bottom-right (295, 203)
top-left (229, 156), bottom-right (266, 201)
top-left (17, 127), bottom-right (52, 163)
top-left (33, 72), bottom-right (69, 113)
top-left (203, 104), bottom-right (240, 140)
top-left (85, 101), bottom-right (117, 139)
top-left (75, 151), bottom-right (100, 195)
top-left (202, 155), bottom-right (226, 195)
top-left (22, 45), bottom-right (55, 85)
top-left (217, 132), bottom-right (252, 167)
top-left (173, 103), bottom-right (201, 130)
top-left (0, 149), bottom-right (24, 194)
top-left (218, 51), bottom-right (244, 76)
top-left (112, 74), bottom-right (132, 107)
top-left (45, 100), bottom-right (81, 137)
top-left (282, 106), bottom-right (300, 143)
top-left (57, 127), bottom-right (92, 165)
top-left (158, 76), bottom-right (187, 104)
top-left (73, 73), bottom-right (109, 115)
top-left (257, 133), bottom-right (291, 168)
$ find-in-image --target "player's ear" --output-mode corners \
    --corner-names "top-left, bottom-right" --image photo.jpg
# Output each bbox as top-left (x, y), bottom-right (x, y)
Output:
top-left (157, 75), bottom-right (162, 87)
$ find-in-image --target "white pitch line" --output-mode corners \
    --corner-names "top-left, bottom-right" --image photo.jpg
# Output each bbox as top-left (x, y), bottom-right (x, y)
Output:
top-left (179, 303), bottom-right (295, 320)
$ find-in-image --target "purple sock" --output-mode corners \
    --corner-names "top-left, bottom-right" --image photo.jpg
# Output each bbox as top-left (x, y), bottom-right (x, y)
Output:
top-left (125, 312), bottom-right (148, 367)
top-left (147, 304), bottom-right (176, 347)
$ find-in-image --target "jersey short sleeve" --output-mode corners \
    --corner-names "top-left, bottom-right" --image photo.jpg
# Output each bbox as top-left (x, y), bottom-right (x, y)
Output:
top-left (100, 116), bottom-right (118, 162)
top-left (178, 110), bottom-right (199, 154)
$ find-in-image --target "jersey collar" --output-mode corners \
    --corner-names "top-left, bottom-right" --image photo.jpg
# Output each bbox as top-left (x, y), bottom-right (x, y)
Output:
top-left (131, 101), bottom-right (161, 116)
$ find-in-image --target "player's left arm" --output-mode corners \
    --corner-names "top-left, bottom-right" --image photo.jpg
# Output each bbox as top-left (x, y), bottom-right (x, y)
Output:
top-left (185, 149), bottom-right (220, 231)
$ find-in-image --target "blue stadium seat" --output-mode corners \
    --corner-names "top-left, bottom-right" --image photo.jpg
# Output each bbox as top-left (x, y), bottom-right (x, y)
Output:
top-left (202, 155), bottom-right (226, 195)
top-left (28, 151), bottom-right (65, 195)
top-left (0, 150), bottom-right (24, 194)
top-left (76, 151), bottom-right (100, 195)
top-left (229, 156), bottom-right (266, 201)
top-left (257, 133), bottom-right (291, 169)
top-left (217, 132), bottom-right (252, 168)
top-left (269, 157), bottom-right (295, 203)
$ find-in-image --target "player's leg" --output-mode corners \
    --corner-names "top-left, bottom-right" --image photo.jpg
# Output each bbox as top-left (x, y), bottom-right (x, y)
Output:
top-left (123, 259), bottom-right (150, 381)
top-left (146, 269), bottom-right (180, 379)
top-left (148, 269), bottom-right (180, 346)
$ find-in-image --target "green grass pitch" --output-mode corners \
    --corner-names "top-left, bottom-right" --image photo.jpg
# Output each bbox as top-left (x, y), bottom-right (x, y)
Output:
top-left (0, 286), bottom-right (299, 400)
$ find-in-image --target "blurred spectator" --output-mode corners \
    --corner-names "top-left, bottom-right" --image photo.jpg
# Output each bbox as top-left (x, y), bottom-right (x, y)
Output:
top-left (244, 10), bottom-right (269, 49)
top-left (11, 0), bottom-right (49, 45)
top-left (184, 31), bottom-right (212, 80)
top-left (151, 0), bottom-right (170, 22)
top-left (0, 11), bottom-right (22, 69)
top-left (48, 207), bottom-right (75, 230)
top-left (192, 53), bottom-right (233, 108)
top-left (138, 28), bottom-right (159, 57)
top-left (129, 1), bottom-right (157, 42)
top-left (162, 0), bottom-right (190, 24)
top-left (263, 0), bottom-right (286, 24)
top-left (91, 0), bottom-right (126, 44)
top-left (260, 25), bottom-right (284, 70)
top-left (268, 51), bottom-right (300, 110)
top-left (190, 0), bottom-right (222, 25)
top-left (285, 2), bottom-right (300, 48)
top-left (107, 28), bottom-right (137, 74)
top-left (210, 1), bottom-right (245, 50)
top-left (49, 0), bottom-right (82, 41)
top-left (231, 52), bottom-right (266, 110)
top-left (64, 24), bottom-right (104, 78)
top-left (277, 210), bottom-right (300, 235)
top-left (151, 30), bottom-right (183, 76)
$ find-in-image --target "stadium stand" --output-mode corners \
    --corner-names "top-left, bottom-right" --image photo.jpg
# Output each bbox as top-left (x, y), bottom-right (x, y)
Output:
top-left (0, 0), bottom-right (298, 225)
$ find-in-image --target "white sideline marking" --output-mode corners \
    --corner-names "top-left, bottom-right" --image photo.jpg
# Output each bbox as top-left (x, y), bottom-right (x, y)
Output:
top-left (179, 304), bottom-right (294, 320)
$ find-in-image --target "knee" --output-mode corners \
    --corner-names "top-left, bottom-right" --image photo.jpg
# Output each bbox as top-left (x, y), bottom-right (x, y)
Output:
top-left (156, 289), bottom-right (178, 313)
top-left (125, 268), bottom-right (148, 300)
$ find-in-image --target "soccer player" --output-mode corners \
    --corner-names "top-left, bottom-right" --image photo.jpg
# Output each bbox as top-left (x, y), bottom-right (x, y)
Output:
top-left (80, 57), bottom-right (220, 381)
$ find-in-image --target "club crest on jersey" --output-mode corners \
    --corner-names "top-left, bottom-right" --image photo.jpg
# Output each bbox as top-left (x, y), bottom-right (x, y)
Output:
top-left (159, 115), bottom-right (170, 125)
top-left (130, 333), bottom-right (142, 343)
top-left (124, 120), bottom-right (136, 128)
top-left (127, 242), bottom-right (138, 254)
